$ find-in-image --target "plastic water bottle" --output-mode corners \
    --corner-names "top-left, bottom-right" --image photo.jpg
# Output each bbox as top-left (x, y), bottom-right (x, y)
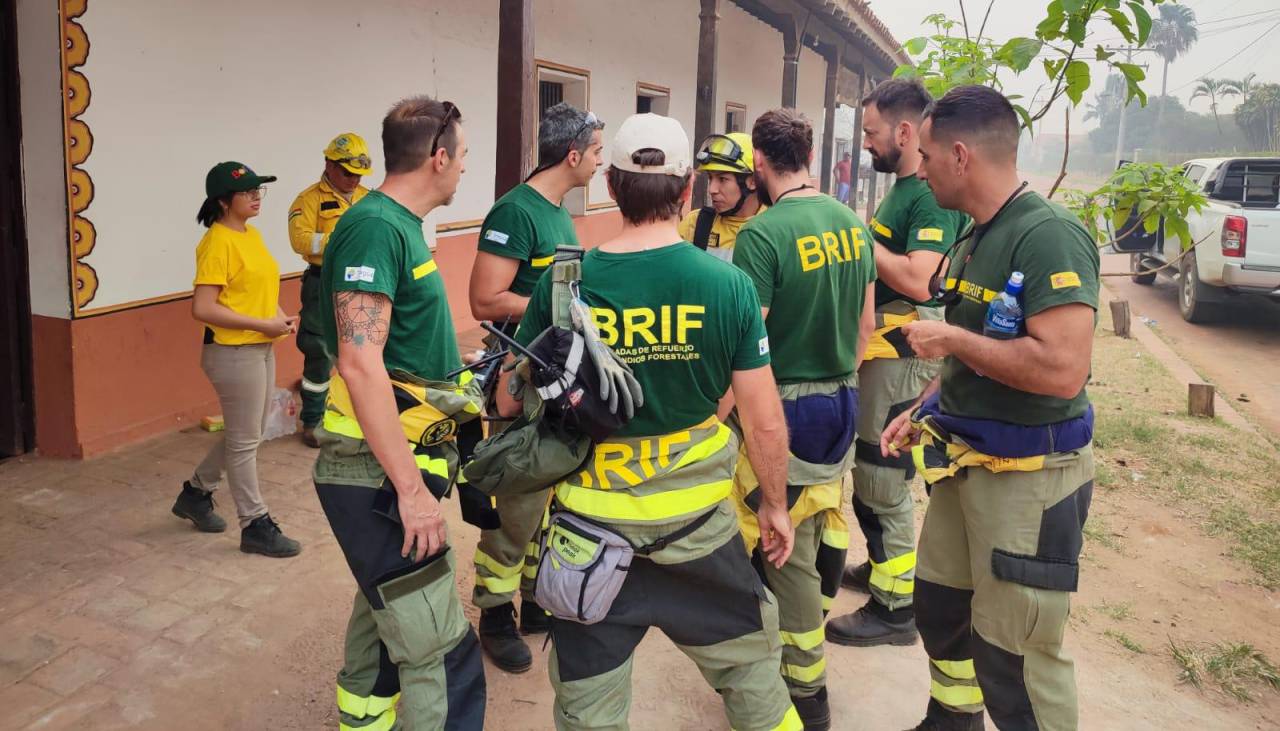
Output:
top-left (983, 272), bottom-right (1025, 339)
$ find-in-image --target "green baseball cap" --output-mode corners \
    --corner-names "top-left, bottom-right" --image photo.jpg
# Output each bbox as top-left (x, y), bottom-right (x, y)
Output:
top-left (204, 161), bottom-right (278, 198)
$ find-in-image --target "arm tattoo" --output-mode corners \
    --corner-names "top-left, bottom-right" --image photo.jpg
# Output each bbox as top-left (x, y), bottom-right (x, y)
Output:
top-left (335, 291), bottom-right (391, 347)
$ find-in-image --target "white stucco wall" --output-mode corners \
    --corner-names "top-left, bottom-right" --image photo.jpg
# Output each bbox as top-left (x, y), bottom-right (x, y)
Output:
top-left (17, 0), bottom-right (71, 319)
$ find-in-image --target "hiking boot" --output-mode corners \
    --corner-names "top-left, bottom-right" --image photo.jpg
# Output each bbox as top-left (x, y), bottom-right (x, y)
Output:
top-left (841, 560), bottom-right (871, 593)
top-left (826, 598), bottom-right (918, 647)
top-left (171, 481), bottom-right (227, 533)
top-left (793, 687), bottom-right (831, 731)
top-left (519, 599), bottom-right (551, 635)
top-left (904, 701), bottom-right (985, 731)
top-left (479, 603), bottom-right (532, 674)
top-left (240, 514), bottom-right (302, 558)
top-left (300, 426), bottom-right (320, 448)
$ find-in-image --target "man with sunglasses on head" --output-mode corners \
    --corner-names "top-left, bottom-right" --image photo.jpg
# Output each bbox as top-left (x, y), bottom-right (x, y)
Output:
top-left (826, 79), bottom-right (966, 651)
top-left (467, 102), bottom-right (605, 674)
top-left (314, 97), bottom-right (485, 731)
top-left (678, 132), bottom-right (763, 261)
top-left (288, 133), bottom-right (372, 448)
top-left (730, 108), bottom-right (878, 731)
top-left (884, 85), bottom-right (1098, 731)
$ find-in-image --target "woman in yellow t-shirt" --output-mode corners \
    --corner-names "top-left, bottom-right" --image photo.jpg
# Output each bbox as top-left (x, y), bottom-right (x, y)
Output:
top-left (173, 161), bottom-right (302, 558)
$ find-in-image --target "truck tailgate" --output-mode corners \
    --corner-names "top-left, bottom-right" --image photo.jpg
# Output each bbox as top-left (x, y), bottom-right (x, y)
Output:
top-left (1240, 208), bottom-right (1280, 270)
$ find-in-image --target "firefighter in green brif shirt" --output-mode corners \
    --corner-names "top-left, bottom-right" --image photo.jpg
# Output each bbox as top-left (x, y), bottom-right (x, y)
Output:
top-left (826, 79), bottom-right (966, 649)
top-left (884, 86), bottom-right (1099, 731)
top-left (467, 102), bottom-right (605, 673)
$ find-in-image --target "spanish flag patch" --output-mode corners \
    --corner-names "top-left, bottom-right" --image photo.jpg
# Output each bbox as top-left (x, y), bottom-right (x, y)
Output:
top-left (917, 228), bottom-right (944, 242)
top-left (1050, 271), bottom-right (1081, 289)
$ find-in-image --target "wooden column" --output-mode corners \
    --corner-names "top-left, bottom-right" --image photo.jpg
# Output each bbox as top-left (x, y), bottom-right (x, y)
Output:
top-left (847, 65), bottom-right (866, 211)
top-left (781, 15), bottom-right (801, 107)
top-left (494, 0), bottom-right (536, 199)
top-left (865, 169), bottom-right (879, 220)
top-left (820, 45), bottom-right (840, 194)
top-left (693, 0), bottom-right (720, 206)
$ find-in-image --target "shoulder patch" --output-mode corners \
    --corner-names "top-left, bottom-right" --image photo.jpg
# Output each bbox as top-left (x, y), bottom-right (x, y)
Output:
top-left (484, 230), bottom-right (510, 245)
top-left (916, 227), bottom-right (944, 242)
top-left (870, 218), bottom-right (893, 239)
top-left (1050, 271), bottom-right (1081, 289)
top-left (758, 336), bottom-right (770, 356)
top-left (344, 266), bottom-right (376, 283)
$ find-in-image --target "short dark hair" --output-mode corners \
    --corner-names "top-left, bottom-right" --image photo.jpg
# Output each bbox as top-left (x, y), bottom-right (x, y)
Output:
top-left (863, 78), bottom-right (933, 123)
top-left (382, 95), bottom-right (462, 174)
top-left (924, 85), bottom-right (1020, 161)
top-left (196, 193), bottom-right (234, 228)
top-left (539, 103), bottom-right (604, 166)
top-left (607, 149), bottom-right (689, 225)
top-left (751, 108), bottom-right (812, 174)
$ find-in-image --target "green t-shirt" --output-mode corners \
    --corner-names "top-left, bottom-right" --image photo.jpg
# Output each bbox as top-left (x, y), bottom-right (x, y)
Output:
top-left (320, 191), bottom-right (462, 382)
top-left (869, 174), bottom-right (968, 307)
top-left (940, 192), bottom-right (1100, 425)
top-left (477, 183), bottom-right (581, 297)
top-left (732, 195), bottom-right (877, 384)
top-left (515, 243), bottom-right (770, 438)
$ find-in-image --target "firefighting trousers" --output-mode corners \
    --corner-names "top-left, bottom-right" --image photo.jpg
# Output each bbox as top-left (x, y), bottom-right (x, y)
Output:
top-left (851, 354), bottom-right (939, 612)
top-left (547, 502), bottom-right (802, 731)
top-left (297, 267), bottom-right (332, 428)
top-left (915, 446), bottom-right (1094, 731)
top-left (472, 487), bottom-right (551, 609)
top-left (316, 480), bottom-right (486, 731)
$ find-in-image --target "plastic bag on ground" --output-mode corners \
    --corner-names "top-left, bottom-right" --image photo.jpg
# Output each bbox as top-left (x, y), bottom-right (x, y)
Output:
top-left (261, 387), bottom-right (299, 441)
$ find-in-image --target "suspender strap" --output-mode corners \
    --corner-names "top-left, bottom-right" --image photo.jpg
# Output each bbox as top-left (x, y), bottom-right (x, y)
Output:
top-left (692, 206), bottom-right (717, 250)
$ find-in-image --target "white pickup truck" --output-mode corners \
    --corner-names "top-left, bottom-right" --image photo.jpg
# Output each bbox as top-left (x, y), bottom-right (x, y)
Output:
top-left (1118, 157), bottom-right (1280, 323)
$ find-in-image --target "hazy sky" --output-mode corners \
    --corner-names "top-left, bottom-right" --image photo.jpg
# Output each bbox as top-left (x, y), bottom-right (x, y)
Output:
top-left (865, 0), bottom-right (1280, 134)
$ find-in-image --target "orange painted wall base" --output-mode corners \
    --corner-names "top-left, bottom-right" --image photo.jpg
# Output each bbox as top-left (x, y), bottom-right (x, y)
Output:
top-left (31, 210), bottom-right (623, 459)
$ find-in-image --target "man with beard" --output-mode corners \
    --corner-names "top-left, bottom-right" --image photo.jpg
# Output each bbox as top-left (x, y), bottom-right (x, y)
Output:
top-left (826, 79), bottom-right (966, 649)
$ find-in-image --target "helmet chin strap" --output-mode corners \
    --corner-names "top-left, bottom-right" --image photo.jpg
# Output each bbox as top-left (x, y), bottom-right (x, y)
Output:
top-left (720, 174), bottom-right (754, 217)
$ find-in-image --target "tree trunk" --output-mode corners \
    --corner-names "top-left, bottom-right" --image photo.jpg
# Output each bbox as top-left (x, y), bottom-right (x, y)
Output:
top-left (1156, 58), bottom-right (1169, 150)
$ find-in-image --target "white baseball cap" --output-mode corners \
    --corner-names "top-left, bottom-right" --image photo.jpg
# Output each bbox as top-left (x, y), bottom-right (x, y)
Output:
top-left (610, 113), bottom-right (692, 177)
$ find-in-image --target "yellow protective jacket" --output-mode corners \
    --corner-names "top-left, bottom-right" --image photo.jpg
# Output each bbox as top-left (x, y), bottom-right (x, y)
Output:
top-left (287, 177), bottom-right (369, 266)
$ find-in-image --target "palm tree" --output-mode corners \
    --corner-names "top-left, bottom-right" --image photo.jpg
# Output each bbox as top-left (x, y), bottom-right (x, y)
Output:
top-left (1223, 72), bottom-right (1258, 104)
top-left (1149, 4), bottom-right (1198, 148)
top-left (1191, 77), bottom-right (1238, 134)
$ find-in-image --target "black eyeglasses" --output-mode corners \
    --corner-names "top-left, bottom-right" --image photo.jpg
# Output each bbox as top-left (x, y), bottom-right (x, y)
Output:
top-left (430, 101), bottom-right (461, 156)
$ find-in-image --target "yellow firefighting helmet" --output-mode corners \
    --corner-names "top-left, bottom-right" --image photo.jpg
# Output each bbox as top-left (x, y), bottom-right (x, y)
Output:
top-left (695, 132), bottom-right (754, 175)
top-left (324, 133), bottom-right (373, 176)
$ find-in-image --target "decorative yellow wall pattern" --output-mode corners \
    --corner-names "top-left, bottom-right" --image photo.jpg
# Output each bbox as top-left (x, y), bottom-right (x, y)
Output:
top-left (60, 0), bottom-right (97, 312)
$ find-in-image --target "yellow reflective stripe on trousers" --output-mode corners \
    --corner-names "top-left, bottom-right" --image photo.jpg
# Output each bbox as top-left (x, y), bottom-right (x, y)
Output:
top-left (779, 626), bottom-right (826, 651)
top-left (474, 549), bottom-right (522, 594)
top-left (931, 679), bottom-right (984, 707)
top-left (671, 422), bottom-right (731, 471)
top-left (340, 708), bottom-right (397, 731)
top-left (336, 685), bottom-right (399, 720)
top-left (868, 568), bottom-right (914, 597)
top-left (821, 527), bottom-right (849, 550)
top-left (871, 550), bottom-right (916, 577)
top-left (414, 453), bottom-right (449, 478)
top-left (554, 479), bottom-right (732, 522)
top-left (932, 658), bottom-right (977, 680)
top-left (731, 704), bottom-right (803, 731)
top-left (781, 656), bottom-right (826, 683)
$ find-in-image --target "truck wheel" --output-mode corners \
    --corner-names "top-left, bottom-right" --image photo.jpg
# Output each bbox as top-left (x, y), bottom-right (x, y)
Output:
top-left (1131, 253), bottom-right (1157, 285)
top-left (1179, 251), bottom-right (1218, 323)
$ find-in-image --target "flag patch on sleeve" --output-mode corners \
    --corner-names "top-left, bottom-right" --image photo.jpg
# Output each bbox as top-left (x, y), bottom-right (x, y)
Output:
top-left (1050, 271), bottom-right (1081, 289)
top-left (917, 228), bottom-right (944, 242)
top-left (759, 337), bottom-right (770, 356)
top-left (344, 266), bottom-right (376, 283)
top-left (484, 230), bottom-right (510, 245)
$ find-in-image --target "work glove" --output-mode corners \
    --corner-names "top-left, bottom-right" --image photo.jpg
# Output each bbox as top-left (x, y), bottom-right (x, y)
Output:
top-left (568, 297), bottom-right (644, 420)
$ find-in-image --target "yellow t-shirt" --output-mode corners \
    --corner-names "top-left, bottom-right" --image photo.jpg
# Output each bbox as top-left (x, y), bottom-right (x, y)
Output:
top-left (193, 222), bottom-right (282, 345)
top-left (678, 207), bottom-right (764, 262)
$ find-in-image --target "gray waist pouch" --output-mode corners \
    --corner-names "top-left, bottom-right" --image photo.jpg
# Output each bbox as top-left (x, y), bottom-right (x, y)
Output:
top-left (535, 509), bottom-right (718, 625)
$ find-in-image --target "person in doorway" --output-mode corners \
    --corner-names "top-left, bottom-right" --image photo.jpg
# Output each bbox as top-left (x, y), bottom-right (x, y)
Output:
top-left (494, 113), bottom-right (803, 731)
top-left (729, 109), bottom-right (878, 731)
top-left (888, 85), bottom-right (1099, 731)
top-left (467, 102), bottom-right (604, 674)
top-left (833, 152), bottom-right (853, 203)
top-left (312, 96), bottom-right (486, 731)
top-left (677, 131), bottom-right (763, 261)
top-left (175, 161), bottom-right (303, 559)
top-left (826, 78), bottom-right (967, 649)
top-left (287, 133), bottom-right (371, 448)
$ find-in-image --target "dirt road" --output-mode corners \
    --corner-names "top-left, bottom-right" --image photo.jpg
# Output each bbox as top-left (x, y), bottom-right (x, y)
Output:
top-left (1101, 253), bottom-right (1280, 439)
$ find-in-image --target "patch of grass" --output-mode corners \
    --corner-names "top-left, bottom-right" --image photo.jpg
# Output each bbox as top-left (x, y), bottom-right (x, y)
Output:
top-left (1083, 515), bottom-right (1121, 552)
top-left (1205, 505), bottom-right (1280, 588)
top-left (1093, 413), bottom-right (1172, 450)
top-left (1169, 638), bottom-right (1280, 702)
top-left (1105, 629), bottom-right (1145, 654)
top-left (1094, 459), bottom-right (1115, 488)
top-left (1099, 600), bottom-right (1134, 621)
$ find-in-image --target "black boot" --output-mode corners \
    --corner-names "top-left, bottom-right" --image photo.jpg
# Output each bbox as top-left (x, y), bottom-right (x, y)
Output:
top-left (519, 598), bottom-right (551, 635)
top-left (904, 700), bottom-right (985, 731)
top-left (172, 481), bottom-right (227, 533)
top-left (240, 514), bottom-right (302, 558)
top-left (825, 598), bottom-right (918, 647)
top-left (793, 687), bottom-right (831, 731)
top-left (479, 603), bottom-right (532, 674)
top-left (840, 561), bottom-right (871, 593)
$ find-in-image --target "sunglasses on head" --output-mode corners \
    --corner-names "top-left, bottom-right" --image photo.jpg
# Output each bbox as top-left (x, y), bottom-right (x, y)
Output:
top-left (569, 111), bottom-right (601, 151)
top-left (430, 101), bottom-right (461, 156)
